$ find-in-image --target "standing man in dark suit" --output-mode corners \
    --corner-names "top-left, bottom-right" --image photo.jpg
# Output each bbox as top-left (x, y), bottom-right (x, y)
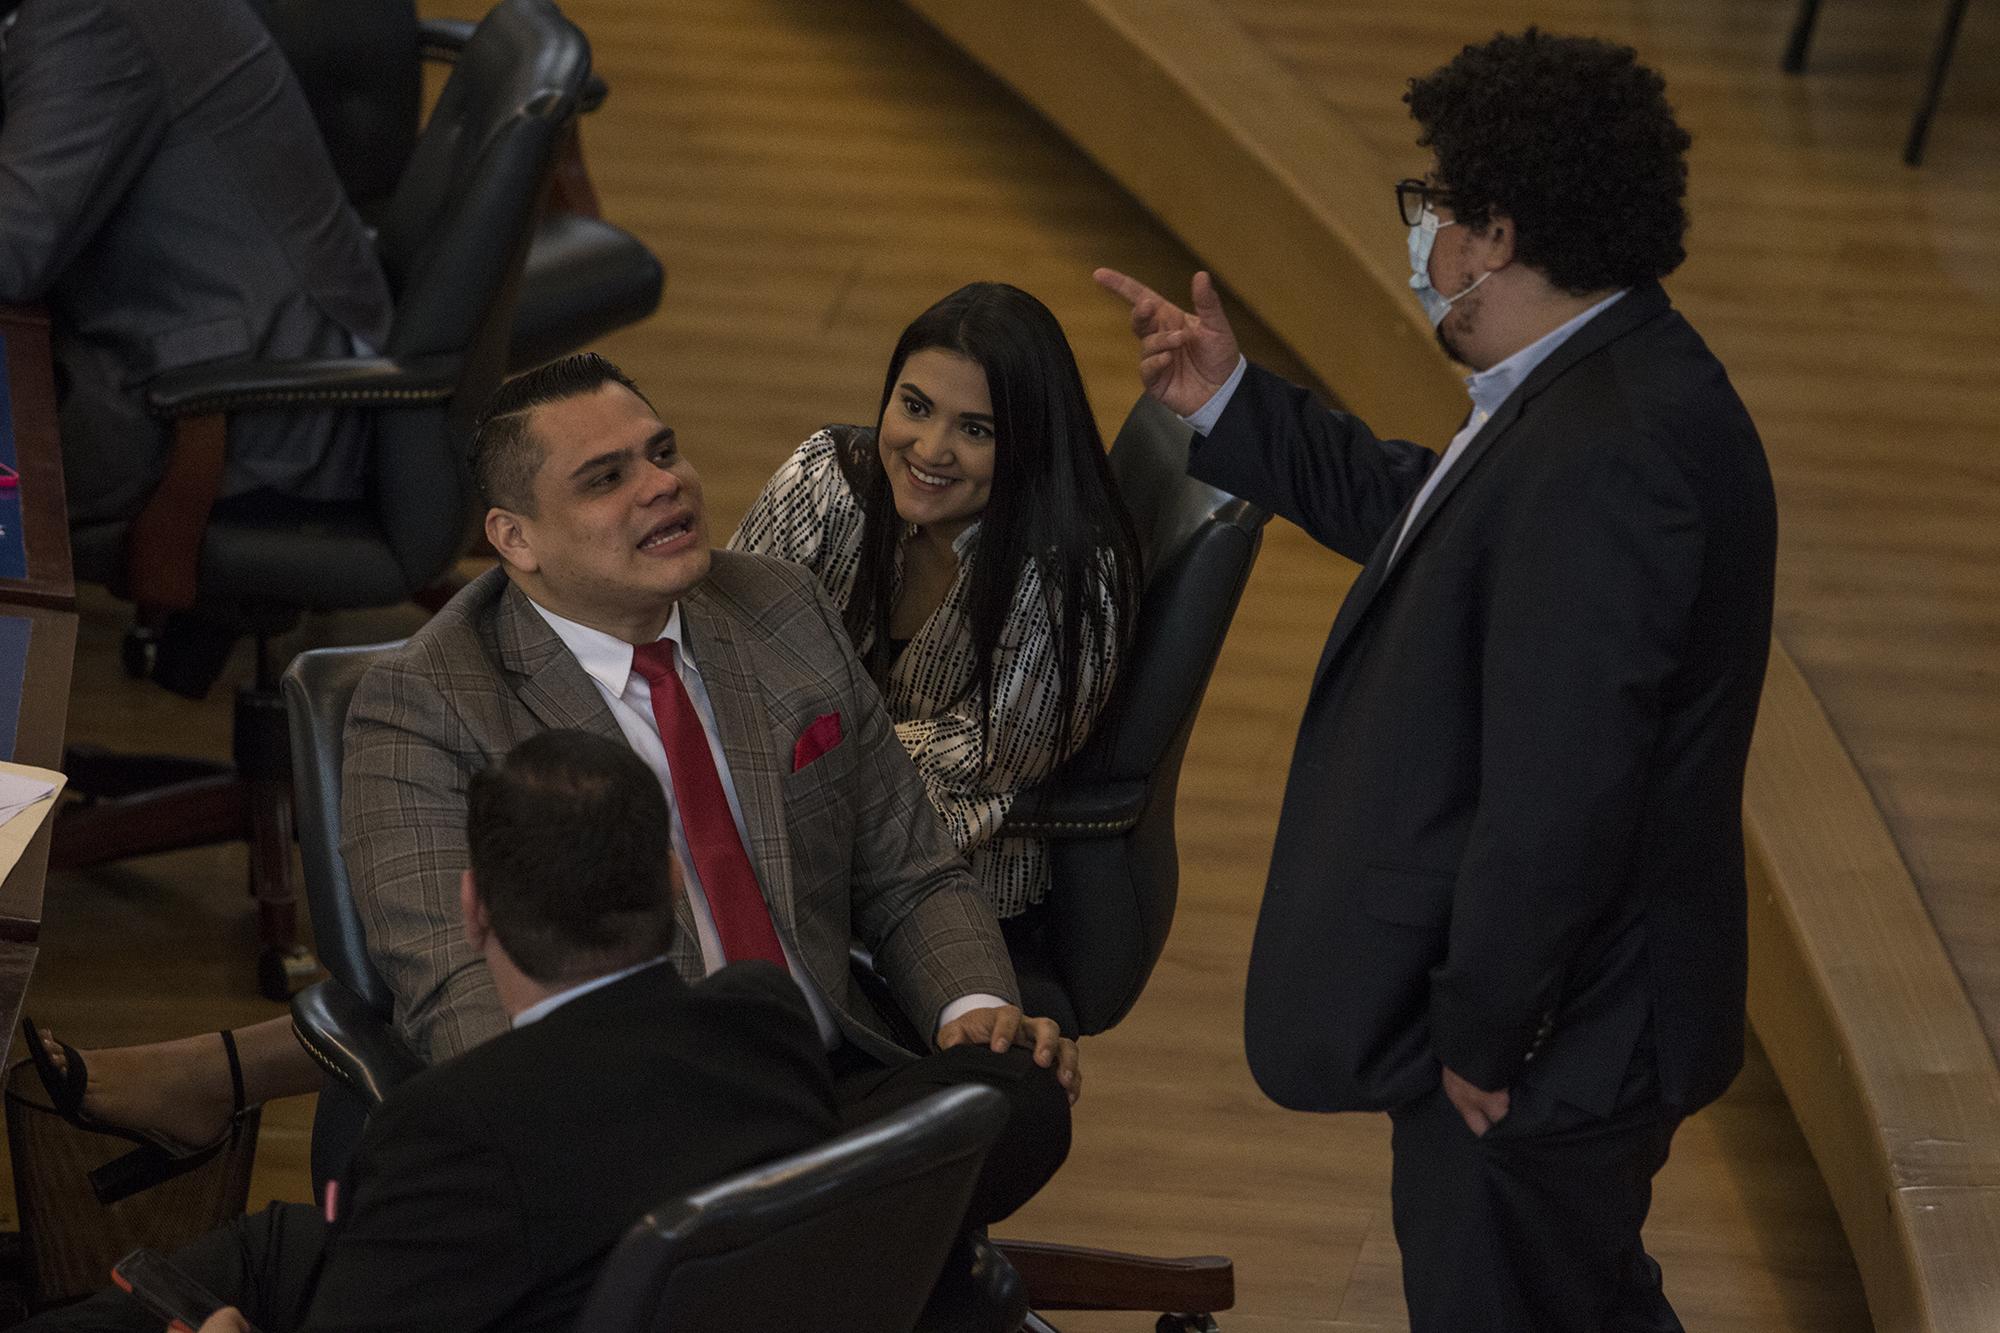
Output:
top-left (1097, 29), bottom-right (1776, 1333)
top-left (0, 0), bottom-right (391, 525)
top-left (23, 729), bottom-right (843, 1333)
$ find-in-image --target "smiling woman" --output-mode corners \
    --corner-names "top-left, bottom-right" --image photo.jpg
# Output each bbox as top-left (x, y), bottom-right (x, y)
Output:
top-left (730, 282), bottom-right (1141, 928)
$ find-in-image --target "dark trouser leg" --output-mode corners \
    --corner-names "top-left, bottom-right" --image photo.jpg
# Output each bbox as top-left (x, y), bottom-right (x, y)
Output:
top-left (833, 1044), bottom-right (1070, 1226)
top-left (18, 1203), bottom-right (329, 1333)
top-left (1389, 1077), bottom-right (1683, 1333)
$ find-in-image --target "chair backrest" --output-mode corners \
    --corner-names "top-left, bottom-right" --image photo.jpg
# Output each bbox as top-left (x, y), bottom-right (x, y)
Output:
top-left (1025, 396), bottom-right (1269, 1035)
top-left (368, 0), bottom-right (589, 590)
top-left (283, 642), bottom-right (405, 1018)
top-left (253, 0), bottom-right (421, 214)
top-left (573, 1085), bottom-right (1008, 1333)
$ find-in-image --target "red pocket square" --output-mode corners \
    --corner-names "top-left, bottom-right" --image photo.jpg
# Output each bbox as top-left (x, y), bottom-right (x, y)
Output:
top-left (793, 712), bottom-right (843, 771)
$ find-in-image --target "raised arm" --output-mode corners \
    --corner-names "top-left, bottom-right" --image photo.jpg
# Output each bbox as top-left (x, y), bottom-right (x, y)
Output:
top-left (1092, 268), bottom-right (1242, 417)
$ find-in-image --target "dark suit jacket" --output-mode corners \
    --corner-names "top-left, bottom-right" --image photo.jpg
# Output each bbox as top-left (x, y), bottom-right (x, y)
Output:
top-left (1196, 283), bottom-right (1776, 1118)
top-left (298, 960), bottom-right (841, 1333)
top-left (0, 0), bottom-right (391, 523)
top-left (342, 556), bottom-right (1019, 1065)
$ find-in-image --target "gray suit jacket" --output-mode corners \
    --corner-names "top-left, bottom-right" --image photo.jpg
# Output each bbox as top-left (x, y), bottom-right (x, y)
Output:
top-left (0, 0), bottom-right (391, 523)
top-left (342, 556), bottom-right (1020, 1064)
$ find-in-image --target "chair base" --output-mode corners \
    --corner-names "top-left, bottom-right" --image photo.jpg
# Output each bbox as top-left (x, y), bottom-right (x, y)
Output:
top-left (995, 1238), bottom-right (1232, 1316)
top-left (1020, 1313), bottom-right (1219, 1333)
top-left (51, 672), bottom-right (318, 1002)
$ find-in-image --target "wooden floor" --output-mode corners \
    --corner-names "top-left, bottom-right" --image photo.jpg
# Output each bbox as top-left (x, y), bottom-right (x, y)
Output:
top-left (2, 0), bottom-right (1879, 1328)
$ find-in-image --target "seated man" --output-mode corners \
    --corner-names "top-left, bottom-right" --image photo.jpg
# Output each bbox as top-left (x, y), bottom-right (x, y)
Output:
top-left (26, 729), bottom-right (844, 1333)
top-left (0, 0), bottom-right (391, 526)
top-left (343, 351), bottom-right (1078, 1226)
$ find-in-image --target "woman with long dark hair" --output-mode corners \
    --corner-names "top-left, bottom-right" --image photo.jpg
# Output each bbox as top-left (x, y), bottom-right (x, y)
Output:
top-left (732, 282), bottom-right (1140, 924)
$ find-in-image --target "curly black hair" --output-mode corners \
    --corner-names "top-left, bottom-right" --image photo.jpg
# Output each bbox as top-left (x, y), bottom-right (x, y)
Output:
top-left (1405, 29), bottom-right (1691, 293)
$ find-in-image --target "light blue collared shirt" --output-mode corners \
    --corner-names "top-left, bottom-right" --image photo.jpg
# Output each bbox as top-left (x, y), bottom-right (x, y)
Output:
top-left (1183, 289), bottom-right (1627, 566)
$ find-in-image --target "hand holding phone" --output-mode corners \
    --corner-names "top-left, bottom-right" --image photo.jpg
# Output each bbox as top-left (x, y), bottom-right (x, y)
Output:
top-left (111, 1249), bottom-right (260, 1333)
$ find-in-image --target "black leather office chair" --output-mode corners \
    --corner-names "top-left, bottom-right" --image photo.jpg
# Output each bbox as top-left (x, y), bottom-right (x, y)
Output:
top-left (987, 396), bottom-right (1270, 1332)
top-left (255, 0), bottom-right (664, 370)
top-left (279, 642), bottom-right (413, 1183)
top-left (572, 1085), bottom-right (1015, 1333)
top-left (54, 0), bottom-right (592, 999)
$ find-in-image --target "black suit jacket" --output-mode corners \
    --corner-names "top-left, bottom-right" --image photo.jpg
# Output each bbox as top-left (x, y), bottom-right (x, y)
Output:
top-left (297, 960), bottom-right (841, 1332)
top-left (1195, 283), bottom-right (1776, 1118)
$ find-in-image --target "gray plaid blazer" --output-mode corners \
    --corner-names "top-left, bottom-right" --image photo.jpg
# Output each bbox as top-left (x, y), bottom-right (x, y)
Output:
top-left (341, 555), bottom-right (1019, 1064)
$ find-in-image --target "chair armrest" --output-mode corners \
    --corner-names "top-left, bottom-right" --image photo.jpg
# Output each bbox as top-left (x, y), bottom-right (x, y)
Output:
top-left (999, 780), bottom-right (1147, 839)
top-left (416, 16), bottom-right (475, 59)
top-left (419, 17), bottom-right (607, 111)
top-left (991, 1239), bottom-right (1233, 1314)
top-left (144, 355), bottom-right (459, 418)
top-left (291, 978), bottom-right (425, 1108)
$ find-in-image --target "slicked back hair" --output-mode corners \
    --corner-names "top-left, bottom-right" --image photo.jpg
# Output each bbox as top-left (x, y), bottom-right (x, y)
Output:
top-left (466, 729), bottom-right (676, 986)
top-left (471, 352), bottom-right (655, 516)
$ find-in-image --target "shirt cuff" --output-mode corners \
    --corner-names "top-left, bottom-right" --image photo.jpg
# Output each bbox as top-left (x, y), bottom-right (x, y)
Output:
top-left (1178, 355), bottom-right (1249, 436)
top-left (937, 993), bottom-right (1011, 1034)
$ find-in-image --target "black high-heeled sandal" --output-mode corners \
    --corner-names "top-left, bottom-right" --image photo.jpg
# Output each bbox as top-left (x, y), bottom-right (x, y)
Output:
top-left (20, 1017), bottom-right (248, 1205)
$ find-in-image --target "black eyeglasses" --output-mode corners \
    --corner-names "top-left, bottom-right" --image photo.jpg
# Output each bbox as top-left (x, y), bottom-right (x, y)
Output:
top-left (1395, 178), bottom-right (1452, 227)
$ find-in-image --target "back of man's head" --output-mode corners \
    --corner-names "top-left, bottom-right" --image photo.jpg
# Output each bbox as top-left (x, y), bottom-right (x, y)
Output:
top-left (466, 729), bottom-right (675, 985)
top-left (1405, 29), bottom-right (1691, 294)
top-left (470, 352), bottom-right (654, 516)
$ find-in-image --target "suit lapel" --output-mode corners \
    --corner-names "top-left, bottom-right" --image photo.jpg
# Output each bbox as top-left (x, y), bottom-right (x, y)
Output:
top-left (493, 581), bottom-right (699, 950)
top-left (679, 584), bottom-right (800, 950)
top-left (1309, 284), bottom-right (1671, 694)
top-left (494, 584), bottom-right (628, 741)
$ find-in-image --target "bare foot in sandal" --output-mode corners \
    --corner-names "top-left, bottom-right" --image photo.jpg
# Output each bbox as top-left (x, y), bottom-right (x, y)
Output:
top-left (32, 1028), bottom-right (241, 1153)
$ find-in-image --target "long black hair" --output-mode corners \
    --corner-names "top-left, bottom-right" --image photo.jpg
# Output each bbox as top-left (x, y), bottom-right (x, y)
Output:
top-left (844, 283), bottom-right (1141, 762)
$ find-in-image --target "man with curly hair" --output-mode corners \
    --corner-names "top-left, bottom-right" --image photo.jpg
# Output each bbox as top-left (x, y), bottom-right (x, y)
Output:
top-left (1098, 28), bottom-right (1775, 1333)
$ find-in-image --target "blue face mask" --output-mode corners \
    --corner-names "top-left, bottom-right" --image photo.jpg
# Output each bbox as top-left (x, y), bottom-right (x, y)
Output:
top-left (1408, 208), bottom-right (1490, 327)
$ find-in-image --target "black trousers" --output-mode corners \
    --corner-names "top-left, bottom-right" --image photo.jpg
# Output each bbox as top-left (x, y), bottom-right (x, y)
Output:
top-left (1388, 1049), bottom-right (1685, 1333)
top-left (20, 1202), bottom-right (328, 1333)
top-left (831, 1041), bottom-right (1071, 1227)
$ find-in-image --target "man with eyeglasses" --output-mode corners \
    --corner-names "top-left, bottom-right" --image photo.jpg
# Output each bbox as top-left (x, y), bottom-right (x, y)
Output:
top-left (1096, 28), bottom-right (1775, 1333)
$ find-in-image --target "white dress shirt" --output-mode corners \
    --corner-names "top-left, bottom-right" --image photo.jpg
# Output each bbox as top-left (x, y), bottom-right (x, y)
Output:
top-left (512, 954), bottom-right (669, 1028)
top-left (528, 598), bottom-right (1004, 1048)
top-left (1182, 289), bottom-right (1627, 567)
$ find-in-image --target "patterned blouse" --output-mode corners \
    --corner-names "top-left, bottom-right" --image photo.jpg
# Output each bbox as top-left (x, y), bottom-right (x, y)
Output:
top-left (729, 428), bottom-right (1124, 918)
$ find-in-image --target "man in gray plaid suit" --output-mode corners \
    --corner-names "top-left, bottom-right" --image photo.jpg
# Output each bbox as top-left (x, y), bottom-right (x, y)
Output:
top-left (342, 352), bottom-right (1078, 1224)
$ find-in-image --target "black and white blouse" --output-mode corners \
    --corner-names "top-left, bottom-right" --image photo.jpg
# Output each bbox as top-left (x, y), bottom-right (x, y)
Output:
top-left (728, 428), bottom-right (1124, 918)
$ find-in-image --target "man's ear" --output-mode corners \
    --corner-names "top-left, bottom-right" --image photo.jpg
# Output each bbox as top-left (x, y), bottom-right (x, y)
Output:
top-left (485, 507), bottom-right (538, 575)
top-left (460, 869), bottom-right (492, 954)
top-left (1469, 213), bottom-right (1517, 273)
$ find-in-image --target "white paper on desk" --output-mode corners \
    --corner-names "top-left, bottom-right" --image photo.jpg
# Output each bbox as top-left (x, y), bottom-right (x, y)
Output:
top-left (0, 760), bottom-right (65, 885)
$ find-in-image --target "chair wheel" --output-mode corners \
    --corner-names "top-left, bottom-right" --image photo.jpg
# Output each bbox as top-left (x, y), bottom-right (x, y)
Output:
top-left (120, 625), bottom-right (158, 679)
top-left (1156, 1318), bottom-right (1220, 1333)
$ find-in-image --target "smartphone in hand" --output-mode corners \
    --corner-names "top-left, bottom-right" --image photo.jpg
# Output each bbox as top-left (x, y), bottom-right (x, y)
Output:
top-left (111, 1248), bottom-right (259, 1333)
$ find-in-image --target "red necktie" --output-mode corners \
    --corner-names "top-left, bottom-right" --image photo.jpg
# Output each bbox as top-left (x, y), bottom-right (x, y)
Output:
top-left (630, 640), bottom-right (787, 968)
